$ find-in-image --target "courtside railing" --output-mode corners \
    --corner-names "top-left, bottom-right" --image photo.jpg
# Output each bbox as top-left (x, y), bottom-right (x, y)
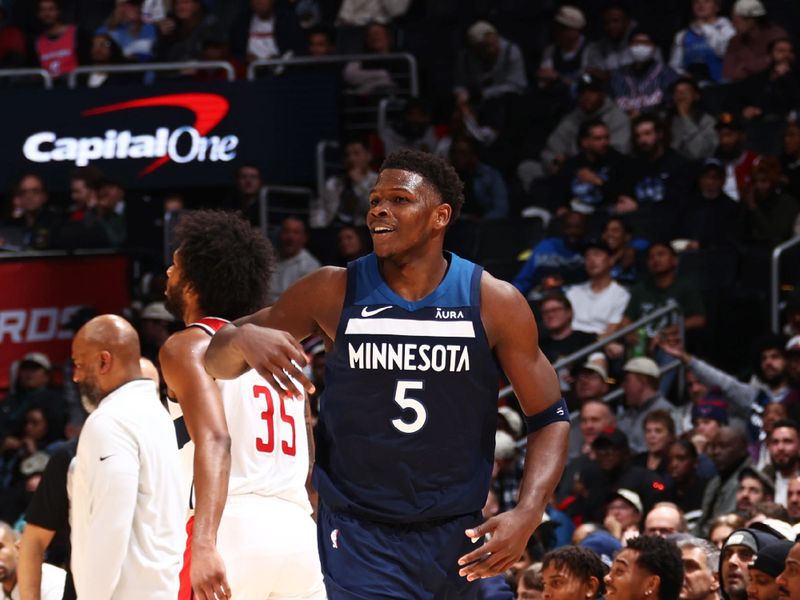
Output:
top-left (67, 61), bottom-right (236, 88)
top-left (247, 53), bottom-right (419, 96)
top-left (0, 68), bottom-right (53, 89)
top-left (499, 301), bottom-right (685, 406)
top-left (257, 185), bottom-right (314, 238)
top-left (771, 235), bottom-right (800, 333)
top-left (316, 140), bottom-right (340, 202)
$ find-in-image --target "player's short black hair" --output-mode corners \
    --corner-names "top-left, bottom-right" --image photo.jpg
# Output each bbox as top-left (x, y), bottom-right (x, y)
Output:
top-left (626, 535), bottom-right (683, 600)
top-left (174, 210), bottom-right (274, 320)
top-left (380, 149), bottom-right (464, 223)
top-left (542, 546), bottom-right (605, 596)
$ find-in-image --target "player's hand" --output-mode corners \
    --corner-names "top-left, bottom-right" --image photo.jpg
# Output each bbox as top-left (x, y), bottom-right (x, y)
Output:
top-left (235, 324), bottom-right (315, 398)
top-left (457, 508), bottom-right (541, 581)
top-left (191, 545), bottom-right (231, 600)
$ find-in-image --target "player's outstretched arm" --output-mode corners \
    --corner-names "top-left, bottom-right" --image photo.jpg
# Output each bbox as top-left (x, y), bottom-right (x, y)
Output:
top-left (459, 274), bottom-right (568, 581)
top-left (160, 333), bottom-right (231, 600)
top-left (204, 267), bottom-right (346, 395)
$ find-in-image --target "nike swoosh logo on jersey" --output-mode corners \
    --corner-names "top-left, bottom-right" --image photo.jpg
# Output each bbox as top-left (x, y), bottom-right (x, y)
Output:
top-left (99, 455), bottom-right (114, 461)
top-left (361, 306), bottom-right (392, 318)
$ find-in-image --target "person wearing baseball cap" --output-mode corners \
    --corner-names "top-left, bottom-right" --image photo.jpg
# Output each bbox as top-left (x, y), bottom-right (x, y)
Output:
top-left (784, 335), bottom-right (800, 388)
top-left (573, 428), bottom-right (666, 524)
top-left (713, 111), bottom-right (759, 201)
top-left (2, 352), bottom-right (64, 444)
top-left (454, 20), bottom-right (526, 108)
top-left (604, 488), bottom-right (643, 540)
top-left (497, 406), bottom-right (523, 440)
top-left (723, 0), bottom-right (787, 82)
top-left (617, 357), bottom-right (674, 454)
top-left (746, 539), bottom-right (794, 599)
top-left (538, 6), bottom-right (588, 90)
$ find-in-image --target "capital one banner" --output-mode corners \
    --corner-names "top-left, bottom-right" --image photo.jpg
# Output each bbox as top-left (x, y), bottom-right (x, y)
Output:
top-left (0, 75), bottom-right (339, 191)
top-left (0, 255), bottom-right (130, 390)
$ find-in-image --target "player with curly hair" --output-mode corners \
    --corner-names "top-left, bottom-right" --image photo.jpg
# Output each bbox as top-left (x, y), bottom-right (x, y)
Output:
top-left (161, 210), bottom-right (324, 600)
top-left (541, 545), bottom-right (606, 600)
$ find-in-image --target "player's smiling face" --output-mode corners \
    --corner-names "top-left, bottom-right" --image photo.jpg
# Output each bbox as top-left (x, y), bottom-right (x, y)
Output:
top-left (367, 168), bottom-right (451, 259)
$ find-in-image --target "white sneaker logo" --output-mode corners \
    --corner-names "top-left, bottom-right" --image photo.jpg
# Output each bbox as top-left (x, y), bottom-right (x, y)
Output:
top-left (361, 306), bottom-right (392, 318)
top-left (331, 528), bottom-right (340, 549)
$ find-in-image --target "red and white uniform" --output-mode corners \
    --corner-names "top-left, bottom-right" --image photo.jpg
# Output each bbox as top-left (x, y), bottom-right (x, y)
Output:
top-left (174, 317), bottom-right (325, 600)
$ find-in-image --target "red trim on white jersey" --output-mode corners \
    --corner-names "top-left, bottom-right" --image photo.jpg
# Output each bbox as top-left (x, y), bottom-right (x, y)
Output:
top-left (187, 317), bottom-right (230, 336)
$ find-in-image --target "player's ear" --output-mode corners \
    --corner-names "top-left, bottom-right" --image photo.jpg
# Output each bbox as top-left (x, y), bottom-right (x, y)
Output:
top-left (98, 350), bottom-right (113, 374)
top-left (587, 575), bottom-right (600, 597)
top-left (434, 202), bottom-right (451, 229)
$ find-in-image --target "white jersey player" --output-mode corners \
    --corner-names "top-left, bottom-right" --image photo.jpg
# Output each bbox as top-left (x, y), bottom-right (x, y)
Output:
top-left (159, 210), bottom-right (325, 600)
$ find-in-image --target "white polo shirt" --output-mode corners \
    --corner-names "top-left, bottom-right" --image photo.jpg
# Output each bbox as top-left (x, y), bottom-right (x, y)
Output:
top-left (70, 379), bottom-right (183, 600)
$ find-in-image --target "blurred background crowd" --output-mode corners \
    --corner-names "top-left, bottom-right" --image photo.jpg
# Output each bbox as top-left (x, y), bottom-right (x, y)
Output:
top-left (2, 0), bottom-right (800, 598)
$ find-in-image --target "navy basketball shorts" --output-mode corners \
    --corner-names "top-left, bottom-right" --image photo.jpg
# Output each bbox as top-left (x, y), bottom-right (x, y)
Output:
top-left (317, 502), bottom-right (489, 599)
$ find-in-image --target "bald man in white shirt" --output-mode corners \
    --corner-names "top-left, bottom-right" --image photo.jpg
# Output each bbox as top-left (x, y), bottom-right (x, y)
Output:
top-left (69, 315), bottom-right (183, 600)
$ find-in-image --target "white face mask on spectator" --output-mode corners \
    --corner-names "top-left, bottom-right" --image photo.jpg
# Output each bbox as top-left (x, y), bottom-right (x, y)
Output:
top-left (630, 44), bottom-right (655, 63)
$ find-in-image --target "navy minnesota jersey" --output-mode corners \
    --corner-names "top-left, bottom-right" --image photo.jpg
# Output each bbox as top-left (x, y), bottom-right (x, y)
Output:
top-left (313, 252), bottom-right (500, 523)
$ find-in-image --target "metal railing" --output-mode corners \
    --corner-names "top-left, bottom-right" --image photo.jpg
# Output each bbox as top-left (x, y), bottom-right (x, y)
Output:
top-left (67, 61), bottom-right (236, 88)
top-left (247, 53), bottom-right (419, 96)
top-left (0, 68), bottom-right (53, 89)
top-left (377, 97), bottom-right (404, 136)
top-left (499, 301), bottom-right (685, 404)
top-left (771, 235), bottom-right (800, 333)
top-left (315, 140), bottom-right (340, 202)
top-left (257, 185), bottom-right (314, 238)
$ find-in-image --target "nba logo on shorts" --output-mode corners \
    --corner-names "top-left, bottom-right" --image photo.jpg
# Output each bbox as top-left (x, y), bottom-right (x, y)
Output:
top-left (330, 528), bottom-right (340, 549)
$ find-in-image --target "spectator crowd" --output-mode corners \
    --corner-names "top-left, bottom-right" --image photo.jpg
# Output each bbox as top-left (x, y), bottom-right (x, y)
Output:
top-left (4, 0), bottom-right (800, 598)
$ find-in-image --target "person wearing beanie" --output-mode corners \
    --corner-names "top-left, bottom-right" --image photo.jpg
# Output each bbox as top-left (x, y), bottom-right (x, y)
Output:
top-left (719, 525), bottom-right (785, 600)
top-left (693, 392), bottom-right (731, 450)
top-left (746, 539), bottom-right (794, 599)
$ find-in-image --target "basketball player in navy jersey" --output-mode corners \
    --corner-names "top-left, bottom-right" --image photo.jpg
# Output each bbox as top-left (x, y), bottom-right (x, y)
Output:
top-left (160, 211), bottom-right (324, 600)
top-left (205, 149), bottom-right (569, 598)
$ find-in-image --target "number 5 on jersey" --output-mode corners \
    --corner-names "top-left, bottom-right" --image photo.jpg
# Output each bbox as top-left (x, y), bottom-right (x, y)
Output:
top-left (253, 385), bottom-right (296, 455)
top-left (392, 380), bottom-right (426, 434)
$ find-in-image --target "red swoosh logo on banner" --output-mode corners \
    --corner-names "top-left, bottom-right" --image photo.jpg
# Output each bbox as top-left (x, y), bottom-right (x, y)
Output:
top-left (82, 93), bottom-right (230, 176)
